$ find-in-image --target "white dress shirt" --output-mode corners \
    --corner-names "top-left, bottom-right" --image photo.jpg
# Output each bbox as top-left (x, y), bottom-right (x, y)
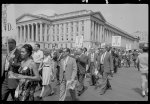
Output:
top-left (32, 50), bottom-right (44, 63)
top-left (101, 51), bottom-right (107, 64)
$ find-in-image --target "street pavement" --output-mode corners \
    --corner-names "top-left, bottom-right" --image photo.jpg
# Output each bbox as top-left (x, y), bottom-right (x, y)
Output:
top-left (3, 53), bottom-right (147, 101)
top-left (34, 65), bottom-right (148, 101)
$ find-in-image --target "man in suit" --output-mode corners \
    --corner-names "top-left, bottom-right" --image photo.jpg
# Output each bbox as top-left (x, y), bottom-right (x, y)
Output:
top-left (88, 48), bottom-right (98, 86)
top-left (99, 44), bottom-right (114, 95)
top-left (76, 47), bottom-right (89, 96)
top-left (56, 49), bottom-right (64, 85)
top-left (59, 48), bottom-right (78, 101)
top-left (1, 38), bottom-right (22, 101)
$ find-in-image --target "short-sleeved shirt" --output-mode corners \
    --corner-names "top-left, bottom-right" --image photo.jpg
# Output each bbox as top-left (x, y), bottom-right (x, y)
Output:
top-left (32, 50), bottom-right (44, 64)
top-left (137, 53), bottom-right (148, 73)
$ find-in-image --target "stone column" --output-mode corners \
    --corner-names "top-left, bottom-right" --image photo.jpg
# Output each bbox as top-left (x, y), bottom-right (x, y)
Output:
top-left (17, 26), bottom-right (19, 44)
top-left (24, 25), bottom-right (26, 43)
top-left (49, 25), bottom-right (53, 42)
top-left (59, 24), bottom-right (62, 42)
top-left (44, 23), bottom-right (47, 42)
top-left (27, 24), bottom-right (30, 42)
top-left (64, 23), bottom-right (66, 42)
top-left (36, 23), bottom-right (38, 42)
top-left (40, 23), bottom-right (43, 42)
top-left (31, 24), bottom-right (34, 42)
top-left (73, 22), bottom-right (76, 43)
top-left (68, 22), bottom-right (71, 41)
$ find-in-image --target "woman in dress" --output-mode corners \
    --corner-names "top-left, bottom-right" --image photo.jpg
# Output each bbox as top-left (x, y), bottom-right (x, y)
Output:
top-left (12, 44), bottom-right (40, 101)
top-left (37, 51), bottom-right (55, 99)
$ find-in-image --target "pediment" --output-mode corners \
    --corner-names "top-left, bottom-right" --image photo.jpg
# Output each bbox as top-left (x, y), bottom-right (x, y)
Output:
top-left (92, 12), bottom-right (106, 22)
top-left (16, 15), bottom-right (39, 23)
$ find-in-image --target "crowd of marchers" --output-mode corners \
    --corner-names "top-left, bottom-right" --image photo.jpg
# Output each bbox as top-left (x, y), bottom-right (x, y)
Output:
top-left (1, 38), bottom-right (148, 101)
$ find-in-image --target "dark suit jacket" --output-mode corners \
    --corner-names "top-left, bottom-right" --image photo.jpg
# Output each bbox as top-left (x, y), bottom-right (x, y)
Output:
top-left (103, 51), bottom-right (113, 73)
top-left (2, 48), bottom-right (21, 89)
top-left (77, 53), bottom-right (89, 74)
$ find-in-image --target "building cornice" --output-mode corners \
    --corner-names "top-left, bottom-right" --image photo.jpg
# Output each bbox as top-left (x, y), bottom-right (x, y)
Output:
top-left (16, 13), bottom-right (52, 23)
top-left (105, 22), bottom-right (137, 40)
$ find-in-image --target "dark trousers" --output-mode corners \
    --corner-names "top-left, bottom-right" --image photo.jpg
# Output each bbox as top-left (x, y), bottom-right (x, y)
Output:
top-left (36, 63), bottom-right (42, 88)
top-left (56, 65), bottom-right (60, 82)
top-left (77, 73), bottom-right (85, 92)
top-left (1, 72), bottom-right (16, 101)
top-left (99, 72), bottom-right (111, 94)
top-left (69, 89), bottom-right (77, 101)
top-left (99, 64), bottom-right (104, 75)
top-left (89, 62), bottom-right (96, 85)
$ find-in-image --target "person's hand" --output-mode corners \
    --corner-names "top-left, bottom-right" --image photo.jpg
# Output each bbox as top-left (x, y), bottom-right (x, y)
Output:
top-left (110, 70), bottom-right (114, 75)
top-left (9, 58), bottom-right (14, 65)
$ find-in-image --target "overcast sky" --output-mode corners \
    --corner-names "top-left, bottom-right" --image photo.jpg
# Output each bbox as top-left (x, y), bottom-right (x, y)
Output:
top-left (15, 4), bottom-right (148, 34)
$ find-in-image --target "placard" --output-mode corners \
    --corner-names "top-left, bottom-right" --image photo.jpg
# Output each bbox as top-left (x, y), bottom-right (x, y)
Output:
top-left (112, 36), bottom-right (121, 47)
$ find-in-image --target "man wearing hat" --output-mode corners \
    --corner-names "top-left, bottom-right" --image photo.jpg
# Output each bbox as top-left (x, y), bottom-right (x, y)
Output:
top-left (1, 38), bottom-right (22, 101)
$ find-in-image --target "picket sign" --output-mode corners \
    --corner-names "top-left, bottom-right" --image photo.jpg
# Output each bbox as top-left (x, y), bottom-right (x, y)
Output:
top-left (112, 36), bottom-right (121, 47)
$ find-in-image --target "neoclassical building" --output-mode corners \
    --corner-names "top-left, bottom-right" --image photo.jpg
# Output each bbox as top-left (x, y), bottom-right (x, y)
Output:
top-left (16, 10), bottom-right (139, 49)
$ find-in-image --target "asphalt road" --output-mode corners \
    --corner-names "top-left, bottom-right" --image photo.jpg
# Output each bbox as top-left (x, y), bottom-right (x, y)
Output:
top-left (3, 54), bottom-right (147, 101)
top-left (34, 66), bottom-right (148, 101)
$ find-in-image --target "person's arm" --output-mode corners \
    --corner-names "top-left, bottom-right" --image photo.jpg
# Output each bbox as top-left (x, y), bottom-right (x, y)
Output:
top-left (13, 62), bottom-right (40, 81)
top-left (136, 56), bottom-right (139, 65)
top-left (35, 51), bottom-right (44, 63)
top-left (110, 53), bottom-right (114, 72)
top-left (71, 58), bottom-right (77, 81)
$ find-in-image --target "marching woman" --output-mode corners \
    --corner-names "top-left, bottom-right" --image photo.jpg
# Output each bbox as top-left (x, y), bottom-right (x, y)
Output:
top-left (37, 51), bottom-right (55, 100)
top-left (12, 44), bottom-right (40, 101)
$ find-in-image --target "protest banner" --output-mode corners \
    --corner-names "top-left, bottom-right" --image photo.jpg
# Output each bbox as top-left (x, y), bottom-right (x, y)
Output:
top-left (101, 43), bottom-right (105, 48)
top-left (2, 4), bottom-right (17, 44)
top-left (112, 36), bottom-right (121, 47)
top-left (75, 35), bottom-right (83, 48)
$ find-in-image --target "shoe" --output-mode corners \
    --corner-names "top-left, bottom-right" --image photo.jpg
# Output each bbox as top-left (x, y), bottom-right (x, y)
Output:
top-left (56, 82), bottom-right (60, 86)
top-left (48, 91), bottom-right (54, 96)
top-left (107, 87), bottom-right (112, 90)
top-left (142, 91), bottom-right (146, 97)
top-left (36, 96), bottom-right (43, 100)
top-left (99, 91), bottom-right (105, 95)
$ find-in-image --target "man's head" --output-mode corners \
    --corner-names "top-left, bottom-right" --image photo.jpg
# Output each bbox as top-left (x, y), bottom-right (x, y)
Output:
top-left (63, 48), bottom-right (70, 58)
top-left (34, 43), bottom-right (40, 51)
top-left (7, 38), bottom-right (16, 51)
top-left (105, 44), bottom-right (111, 52)
top-left (83, 47), bottom-right (87, 53)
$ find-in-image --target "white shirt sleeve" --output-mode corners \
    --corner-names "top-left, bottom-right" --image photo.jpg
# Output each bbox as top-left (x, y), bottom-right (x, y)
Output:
top-left (33, 50), bottom-right (44, 63)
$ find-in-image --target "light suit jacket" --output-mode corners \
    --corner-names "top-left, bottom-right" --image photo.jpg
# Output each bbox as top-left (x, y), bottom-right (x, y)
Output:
top-left (59, 56), bottom-right (77, 82)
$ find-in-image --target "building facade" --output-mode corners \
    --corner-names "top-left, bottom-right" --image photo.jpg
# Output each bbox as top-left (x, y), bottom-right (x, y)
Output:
top-left (132, 31), bottom-right (148, 43)
top-left (16, 10), bottom-right (139, 49)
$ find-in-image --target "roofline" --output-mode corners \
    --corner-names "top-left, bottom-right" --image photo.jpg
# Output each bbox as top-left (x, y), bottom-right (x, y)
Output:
top-left (48, 9), bottom-right (91, 18)
top-left (105, 22), bottom-right (138, 40)
top-left (90, 11), bottom-right (106, 22)
top-left (16, 13), bottom-right (52, 22)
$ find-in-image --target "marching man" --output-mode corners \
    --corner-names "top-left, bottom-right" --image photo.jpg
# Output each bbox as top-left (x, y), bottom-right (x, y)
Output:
top-left (59, 48), bottom-right (78, 101)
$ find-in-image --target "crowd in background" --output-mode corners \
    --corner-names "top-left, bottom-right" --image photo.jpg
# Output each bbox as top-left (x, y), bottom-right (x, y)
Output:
top-left (1, 38), bottom-right (148, 101)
